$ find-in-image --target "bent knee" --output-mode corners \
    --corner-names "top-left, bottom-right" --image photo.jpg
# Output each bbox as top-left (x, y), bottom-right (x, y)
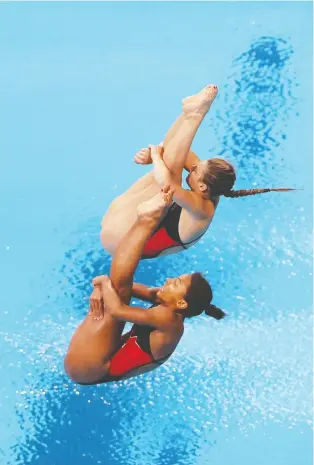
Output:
top-left (64, 353), bottom-right (81, 382)
top-left (64, 355), bottom-right (106, 385)
top-left (100, 228), bottom-right (115, 255)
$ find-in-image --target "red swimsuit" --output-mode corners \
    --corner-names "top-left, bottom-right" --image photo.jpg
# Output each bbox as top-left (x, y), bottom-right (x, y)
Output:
top-left (142, 202), bottom-right (206, 259)
top-left (106, 324), bottom-right (170, 381)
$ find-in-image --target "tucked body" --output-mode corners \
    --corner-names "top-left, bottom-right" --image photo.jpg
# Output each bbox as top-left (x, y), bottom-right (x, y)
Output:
top-left (101, 84), bottom-right (293, 260)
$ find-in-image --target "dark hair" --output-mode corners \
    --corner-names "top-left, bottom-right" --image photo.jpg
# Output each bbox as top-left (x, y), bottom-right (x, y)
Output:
top-left (183, 272), bottom-right (226, 320)
top-left (202, 158), bottom-right (295, 198)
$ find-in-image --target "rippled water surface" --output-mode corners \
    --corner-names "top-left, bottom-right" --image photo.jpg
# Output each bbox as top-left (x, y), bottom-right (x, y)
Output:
top-left (0, 2), bottom-right (312, 465)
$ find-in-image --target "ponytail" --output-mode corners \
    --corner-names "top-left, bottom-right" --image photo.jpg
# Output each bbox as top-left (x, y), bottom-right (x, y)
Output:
top-left (205, 304), bottom-right (226, 320)
top-left (224, 187), bottom-right (296, 198)
top-left (203, 158), bottom-right (297, 199)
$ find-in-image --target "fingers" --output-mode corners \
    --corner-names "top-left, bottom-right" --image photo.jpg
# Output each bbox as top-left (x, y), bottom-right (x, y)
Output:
top-left (101, 275), bottom-right (111, 286)
top-left (168, 190), bottom-right (174, 204)
top-left (133, 143), bottom-right (163, 164)
top-left (133, 148), bottom-right (151, 164)
top-left (162, 185), bottom-right (174, 197)
top-left (134, 152), bottom-right (145, 164)
top-left (94, 298), bottom-right (103, 320)
top-left (89, 299), bottom-right (94, 316)
top-left (162, 187), bottom-right (174, 204)
top-left (148, 144), bottom-right (163, 156)
top-left (103, 277), bottom-right (113, 289)
top-left (89, 284), bottom-right (106, 320)
top-left (89, 297), bottom-right (98, 317)
top-left (134, 155), bottom-right (143, 164)
top-left (92, 275), bottom-right (107, 286)
top-left (90, 297), bottom-right (104, 320)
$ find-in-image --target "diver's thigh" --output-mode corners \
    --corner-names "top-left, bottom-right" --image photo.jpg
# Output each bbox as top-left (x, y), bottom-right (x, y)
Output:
top-left (65, 314), bottom-right (126, 371)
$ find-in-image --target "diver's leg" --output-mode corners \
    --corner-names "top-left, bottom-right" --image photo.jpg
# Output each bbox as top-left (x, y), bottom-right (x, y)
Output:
top-left (161, 85), bottom-right (218, 183)
top-left (100, 85), bottom-right (217, 254)
top-left (64, 307), bottom-right (127, 385)
top-left (109, 188), bottom-right (173, 304)
top-left (162, 113), bottom-right (185, 147)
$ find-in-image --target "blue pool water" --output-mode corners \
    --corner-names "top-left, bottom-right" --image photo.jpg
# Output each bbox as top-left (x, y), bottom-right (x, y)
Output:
top-left (0, 2), bottom-right (312, 464)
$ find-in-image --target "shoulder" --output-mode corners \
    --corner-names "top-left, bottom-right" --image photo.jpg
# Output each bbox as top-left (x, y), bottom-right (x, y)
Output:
top-left (190, 196), bottom-right (215, 220)
top-left (203, 198), bottom-right (216, 218)
top-left (149, 306), bottom-right (183, 332)
top-left (188, 190), bottom-right (216, 220)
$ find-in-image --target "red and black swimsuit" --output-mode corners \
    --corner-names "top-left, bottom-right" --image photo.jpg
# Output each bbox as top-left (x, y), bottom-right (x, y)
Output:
top-left (142, 202), bottom-right (206, 259)
top-left (105, 323), bottom-right (171, 382)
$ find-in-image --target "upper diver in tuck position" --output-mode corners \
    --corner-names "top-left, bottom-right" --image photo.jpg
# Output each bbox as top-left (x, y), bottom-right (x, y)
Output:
top-left (100, 84), bottom-right (294, 260)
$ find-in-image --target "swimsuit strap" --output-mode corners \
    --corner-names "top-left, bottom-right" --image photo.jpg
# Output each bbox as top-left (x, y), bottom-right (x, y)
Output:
top-left (164, 202), bottom-right (208, 248)
top-left (180, 229), bottom-right (208, 247)
top-left (132, 309), bottom-right (174, 363)
top-left (133, 324), bottom-right (154, 356)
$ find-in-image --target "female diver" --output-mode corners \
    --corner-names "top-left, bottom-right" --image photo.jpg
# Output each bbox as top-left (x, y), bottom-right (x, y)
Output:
top-left (100, 84), bottom-right (293, 259)
top-left (64, 187), bottom-right (225, 385)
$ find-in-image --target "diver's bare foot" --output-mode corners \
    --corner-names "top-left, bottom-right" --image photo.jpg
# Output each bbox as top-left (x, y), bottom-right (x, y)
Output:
top-left (137, 186), bottom-right (173, 221)
top-left (182, 84), bottom-right (218, 117)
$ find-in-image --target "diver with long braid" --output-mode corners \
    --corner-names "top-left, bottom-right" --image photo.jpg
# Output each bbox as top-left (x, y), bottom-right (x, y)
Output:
top-left (101, 84), bottom-right (294, 259)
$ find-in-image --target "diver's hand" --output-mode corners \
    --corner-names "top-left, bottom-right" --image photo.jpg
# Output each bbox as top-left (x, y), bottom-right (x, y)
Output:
top-left (98, 276), bottom-right (123, 314)
top-left (148, 144), bottom-right (172, 188)
top-left (134, 143), bottom-right (164, 165)
top-left (89, 286), bottom-right (104, 320)
top-left (92, 275), bottom-right (106, 287)
top-left (134, 147), bottom-right (152, 165)
top-left (149, 144), bottom-right (164, 160)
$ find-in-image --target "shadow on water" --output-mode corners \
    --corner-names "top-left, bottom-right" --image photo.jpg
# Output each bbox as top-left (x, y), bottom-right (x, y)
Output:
top-left (212, 36), bottom-right (297, 184)
top-left (13, 36), bottom-right (298, 465)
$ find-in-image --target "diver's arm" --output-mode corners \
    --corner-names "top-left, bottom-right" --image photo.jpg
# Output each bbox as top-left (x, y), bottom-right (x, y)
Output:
top-left (131, 283), bottom-right (160, 303)
top-left (99, 277), bottom-right (169, 329)
top-left (108, 304), bottom-right (170, 329)
top-left (150, 150), bottom-right (211, 219)
top-left (151, 148), bottom-right (173, 187)
top-left (182, 149), bottom-right (200, 172)
top-left (134, 146), bottom-right (200, 173)
top-left (160, 145), bottom-right (200, 173)
top-left (171, 184), bottom-right (213, 219)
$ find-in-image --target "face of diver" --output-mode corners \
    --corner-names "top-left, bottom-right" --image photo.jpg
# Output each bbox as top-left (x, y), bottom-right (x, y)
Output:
top-left (186, 161), bottom-right (208, 193)
top-left (156, 274), bottom-right (193, 309)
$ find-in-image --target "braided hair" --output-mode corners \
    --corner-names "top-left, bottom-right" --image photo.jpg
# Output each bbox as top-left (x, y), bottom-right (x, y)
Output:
top-left (203, 158), bottom-right (295, 198)
top-left (224, 187), bottom-right (295, 197)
